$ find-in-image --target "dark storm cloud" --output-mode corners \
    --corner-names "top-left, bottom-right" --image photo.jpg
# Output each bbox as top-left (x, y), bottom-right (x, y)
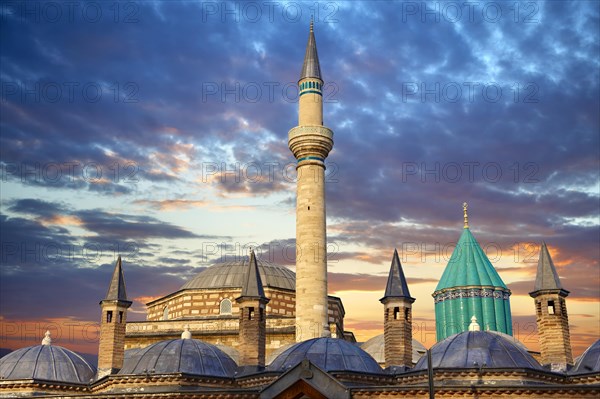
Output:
top-left (0, 257), bottom-right (198, 321)
top-left (6, 198), bottom-right (202, 240)
top-left (7, 198), bottom-right (68, 219)
top-left (0, 198), bottom-right (217, 321)
top-left (75, 209), bottom-right (199, 239)
top-left (0, 211), bottom-right (205, 321)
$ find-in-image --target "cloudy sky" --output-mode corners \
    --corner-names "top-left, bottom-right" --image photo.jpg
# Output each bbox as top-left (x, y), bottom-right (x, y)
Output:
top-left (1, 1), bottom-right (598, 358)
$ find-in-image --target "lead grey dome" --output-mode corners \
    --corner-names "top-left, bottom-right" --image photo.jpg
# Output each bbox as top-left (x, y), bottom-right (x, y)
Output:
top-left (119, 339), bottom-right (237, 377)
top-left (0, 345), bottom-right (95, 383)
top-left (414, 331), bottom-right (541, 370)
top-left (360, 334), bottom-right (427, 365)
top-left (181, 258), bottom-right (295, 291)
top-left (571, 339), bottom-right (600, 374)
top-left (268, 338), bottom-right (383, 373)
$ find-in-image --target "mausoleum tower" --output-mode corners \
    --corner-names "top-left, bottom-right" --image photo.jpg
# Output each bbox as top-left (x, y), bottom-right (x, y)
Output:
top-left (433, 203), bottom-right (512, 341)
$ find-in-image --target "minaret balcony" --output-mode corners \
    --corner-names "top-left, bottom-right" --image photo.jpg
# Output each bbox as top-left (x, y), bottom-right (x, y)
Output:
top-left (288, 125), bottom-right (334, 161)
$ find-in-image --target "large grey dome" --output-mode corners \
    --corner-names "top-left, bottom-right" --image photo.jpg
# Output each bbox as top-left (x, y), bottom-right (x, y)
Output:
top-left (119, 338), bottom-right (237, 377)
top-left (181, 258), bottom-right (295, 291)
top-left (414, 331), bottom-right (541, 370)
top-left (571, 339), bottom-right (600, 374)
top-left (268, 338), bottom-right (382, 374)
top-left (360, 335), bottom-right (427, 365)
top-left (0, 345), bottom-right (95, 383)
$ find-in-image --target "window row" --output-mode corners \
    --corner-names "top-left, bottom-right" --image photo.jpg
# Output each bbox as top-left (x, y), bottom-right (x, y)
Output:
top-left (162, 299), bottom-right (233, 320)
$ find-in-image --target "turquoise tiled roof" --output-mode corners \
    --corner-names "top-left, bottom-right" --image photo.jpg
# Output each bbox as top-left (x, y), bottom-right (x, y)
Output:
top-left (435, 228), bottom-right (507, 291)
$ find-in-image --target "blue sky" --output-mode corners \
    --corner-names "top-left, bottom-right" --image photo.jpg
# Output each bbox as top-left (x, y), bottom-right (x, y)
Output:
top-left (1, 0), bottom-right (598, 355)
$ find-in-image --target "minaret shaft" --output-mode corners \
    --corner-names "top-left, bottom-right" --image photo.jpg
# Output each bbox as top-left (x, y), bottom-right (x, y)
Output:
top-left (299, 91), bottom-right (323, 125)
top-left (295, 162), bottom-right (328, 340)
top-left (290, 24), bottom-right (333, 341)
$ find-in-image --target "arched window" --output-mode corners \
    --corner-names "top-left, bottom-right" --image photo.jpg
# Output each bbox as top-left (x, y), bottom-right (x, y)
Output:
top-left (220, 299), bottom-right (232, 315)
top-left (163, 306), bottom-right (169, 320)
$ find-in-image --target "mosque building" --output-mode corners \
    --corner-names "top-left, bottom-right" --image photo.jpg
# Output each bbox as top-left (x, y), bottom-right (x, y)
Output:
top-left (1, 23), bottom-right (599, 399)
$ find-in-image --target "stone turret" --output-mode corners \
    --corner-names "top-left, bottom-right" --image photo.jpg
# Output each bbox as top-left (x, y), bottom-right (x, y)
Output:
top-left (380, 249), bottom-right (415, 367)
top-left (530, 242), bottom-right (573, 371)
top-left (97, 256), bottom-right (132, 378)
top-left (236, 250), bottom-right (269, 367)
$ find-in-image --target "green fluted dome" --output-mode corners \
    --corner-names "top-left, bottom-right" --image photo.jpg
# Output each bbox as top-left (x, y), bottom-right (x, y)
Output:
top-left (433, 227), bottom-right (512, 342)
top-left (435, 228), bottom-right (507, 292)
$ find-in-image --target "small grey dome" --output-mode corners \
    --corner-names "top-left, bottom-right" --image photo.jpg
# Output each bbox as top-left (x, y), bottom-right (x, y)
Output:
top-left (182, 259), bottom-right (295, 291)
top-left (0, 345), bottom-right (95, 383)
top-left (268, 338), bottom-right (382, 373)
top-left (571, 339), bottom-right (600, 374)
top-left (119, 339), bottom-right (237, 377)
top-left (414, 331), bottom-right (541, 370)
top-left (215, 344), bottom-right (240, 365)
top-left (360, 335), bottom-right (427, 365)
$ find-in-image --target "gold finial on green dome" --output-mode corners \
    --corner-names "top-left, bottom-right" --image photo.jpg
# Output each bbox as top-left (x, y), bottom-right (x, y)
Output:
top-left (463, 202), bottom-right (469, 229)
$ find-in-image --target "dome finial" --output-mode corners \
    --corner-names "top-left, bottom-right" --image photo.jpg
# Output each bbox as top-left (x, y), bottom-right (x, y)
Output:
top-left (42, 330), bottom-right (52, 345)
top-left (469, 315), bottom-right (480, 331)
top-left (463, 202), bottom-right (469, 229)
top-left (181, 325), bottom-right (192, 339)
top-left (310, 15), bottom-right (314, 32)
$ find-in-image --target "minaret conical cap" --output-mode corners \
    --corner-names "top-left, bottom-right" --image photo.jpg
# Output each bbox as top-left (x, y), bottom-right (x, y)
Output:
top-left (300, 19), bottom-right (322, 81)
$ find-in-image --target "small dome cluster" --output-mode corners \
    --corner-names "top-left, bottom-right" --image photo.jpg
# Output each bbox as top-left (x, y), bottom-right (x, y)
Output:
top-left (415, 331), bottom-right (541, 370)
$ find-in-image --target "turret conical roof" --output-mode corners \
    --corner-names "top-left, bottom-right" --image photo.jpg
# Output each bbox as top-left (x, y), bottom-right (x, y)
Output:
top-left (381, 249), bottom-right (414, 301)
top-left (103, 256), bottom-right (130, 303)
top-left (239, 250), bottom-right (268, 300)
top-left (531, 242), bottom-right (567, 294)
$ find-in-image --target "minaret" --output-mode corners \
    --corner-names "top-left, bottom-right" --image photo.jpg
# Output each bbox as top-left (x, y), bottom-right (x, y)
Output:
top-left (289, 20), bottom-right (334, 341)
top-left (530, 242), bottom-right (573, 371)
top-left (236, 250), bottom-right (269, 366)
top-left (97, 256), bottom-right (132, 378)
top-left (433, 203), bottom-right (512, 340)
top-left (380, 249), bottom-right (415, 367)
